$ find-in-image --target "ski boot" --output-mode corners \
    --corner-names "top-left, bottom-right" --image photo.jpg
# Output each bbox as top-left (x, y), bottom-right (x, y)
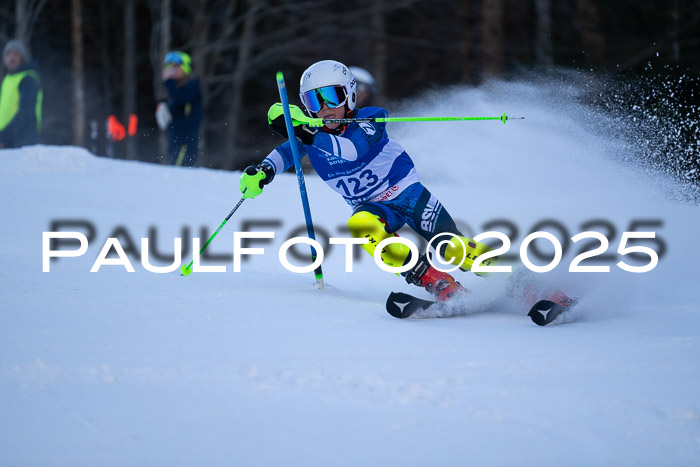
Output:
top-left (405, 254), bottom-right (467, 301)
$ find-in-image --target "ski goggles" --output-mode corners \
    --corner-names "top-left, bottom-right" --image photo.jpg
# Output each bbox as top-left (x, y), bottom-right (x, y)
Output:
top-left (301, 85), bottom-right (348, 113)
top-left (164, 52), bottom-right (185, 66)
top-left (163, 52), bottom-right (191, 74)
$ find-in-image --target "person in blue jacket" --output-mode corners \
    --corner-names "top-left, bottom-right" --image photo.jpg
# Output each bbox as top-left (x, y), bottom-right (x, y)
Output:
top-left (157, 51), bottom-right (202, 166)
top-left (0, 39), bottom-right (42, 149)
top-left (239, 60), bottom-right (494, 301)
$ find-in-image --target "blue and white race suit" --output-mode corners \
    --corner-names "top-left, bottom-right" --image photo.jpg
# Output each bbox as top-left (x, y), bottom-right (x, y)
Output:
top-left (263, 106), bottom-right (419, 206)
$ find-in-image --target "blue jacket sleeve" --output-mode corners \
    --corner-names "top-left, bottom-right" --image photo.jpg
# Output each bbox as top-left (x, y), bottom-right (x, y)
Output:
top-left (262, 138), bottom-right (307, 174)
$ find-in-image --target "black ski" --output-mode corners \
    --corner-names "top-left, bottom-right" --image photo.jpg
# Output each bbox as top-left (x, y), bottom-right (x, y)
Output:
top-left (387, 291), bottom-right (578, 324)
top-left (386, 292), bottom-right (435, 319)
top-left (527, 295), bottom-right (577, 326)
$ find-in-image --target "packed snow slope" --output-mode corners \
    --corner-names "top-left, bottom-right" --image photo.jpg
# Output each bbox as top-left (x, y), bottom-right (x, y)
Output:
top-left (1, 80), bottom-right (699, 466)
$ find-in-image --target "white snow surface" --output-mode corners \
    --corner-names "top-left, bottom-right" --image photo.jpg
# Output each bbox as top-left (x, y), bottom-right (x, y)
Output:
top-left (1, 82), bottom-right (700, 466)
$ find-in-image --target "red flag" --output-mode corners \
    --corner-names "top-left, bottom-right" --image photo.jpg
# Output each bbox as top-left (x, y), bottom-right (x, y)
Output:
top-left (107, 115), bottom-right (126, 141)
top-left (128, 114), bottom-right (138, 137)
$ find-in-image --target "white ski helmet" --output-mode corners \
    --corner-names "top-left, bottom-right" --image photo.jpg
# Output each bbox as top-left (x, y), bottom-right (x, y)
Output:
top-left (299, 60), bottom-right (357, 114)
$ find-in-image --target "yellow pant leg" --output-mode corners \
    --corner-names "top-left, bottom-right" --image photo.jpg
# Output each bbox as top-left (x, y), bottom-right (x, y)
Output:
top-left (347, 211), bottom-right (411, 269)
top-left (441, 235), bottom-right (497, 275)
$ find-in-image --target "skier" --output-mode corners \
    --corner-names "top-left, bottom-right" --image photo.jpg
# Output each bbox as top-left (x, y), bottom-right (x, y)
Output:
top-left (238, 60), bottom-right (497, 301)
top-left (239, 60), bottom-right (576, 322)
top-left (156, 51), bottom-right (202, 167)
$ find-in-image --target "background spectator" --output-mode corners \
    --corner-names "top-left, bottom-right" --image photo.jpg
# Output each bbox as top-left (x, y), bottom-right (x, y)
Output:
top-left (0, 39), bottom-right (42, 149)
top-left (349, 66), bottom-right (376, 108)
top-left (157, 51), bottom-right (202, 167)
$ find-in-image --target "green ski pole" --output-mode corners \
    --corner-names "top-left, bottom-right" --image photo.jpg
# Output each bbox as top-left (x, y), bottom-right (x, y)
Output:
top-left (180, 196), bottom-right (246, 276)
top-left (266, 104), bottom-right (524, 128)
top-left (308, 112), bottom-right (524, 127)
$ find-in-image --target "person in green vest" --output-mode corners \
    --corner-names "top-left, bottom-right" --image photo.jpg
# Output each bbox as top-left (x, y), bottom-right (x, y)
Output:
top-left (0, 39), bottom-right (42, 149)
